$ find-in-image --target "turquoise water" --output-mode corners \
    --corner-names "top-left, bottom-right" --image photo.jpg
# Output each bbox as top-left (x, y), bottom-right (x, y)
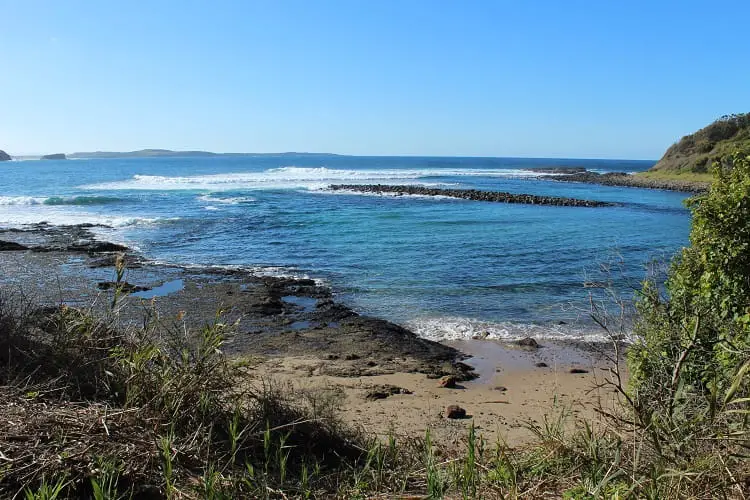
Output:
top-left (0, 155), bottom-right (690, 341)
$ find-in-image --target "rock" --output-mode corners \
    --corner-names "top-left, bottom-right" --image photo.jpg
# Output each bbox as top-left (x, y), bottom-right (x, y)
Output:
top-left (248, 296), bottom-right (283, 315)
top-left (344, 353), bottom-right (360, 361)
top-left (0, 150), bottom-right (11, 161)
top-left (517, 337), bottom-right (539, 349)
top-left (570, 368), bottom-right (589, 374)
top-left (525, 167), bottom-right (588, 174)
top-left (445, 405), bottom-right (467, 419)
top-left (88, 254), bottom-right (142, 268)
top-left (437, 375), bottom-right (458, 388)
top-left (67, 241), bottom-right (129, 253)
top-left (535, 362), bottom-right (549, 368)
top-left (327, 184), bottom-right (616, 207)
top-left (0, 240), bottom-right (29, 251)
top-left (41, 153), bottom-right (67, 160)
top-left (97, 281), bottom-right (151, 294)
top-left (364, 384), bottom-right (412, 400)
top-left (493, 386), bottom-right (507, 392)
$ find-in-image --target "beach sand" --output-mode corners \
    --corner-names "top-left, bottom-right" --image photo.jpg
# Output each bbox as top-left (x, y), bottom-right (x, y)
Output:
top-left (243, 339), bottom-right (625, 447)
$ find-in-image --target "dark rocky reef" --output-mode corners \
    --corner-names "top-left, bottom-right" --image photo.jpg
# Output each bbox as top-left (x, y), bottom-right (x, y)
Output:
top-left (552, 171), bottom-right (708, 193)
top-left (41, 153), bottom-right (67, 160)
top-left (525, 167), bottom-right (588, 174)
top-left (0, 223), bottom-right (475, 381)
top-left (329, 184), bottom-right (615, 207)
top-left (0, 150), bottom-right (11, 161)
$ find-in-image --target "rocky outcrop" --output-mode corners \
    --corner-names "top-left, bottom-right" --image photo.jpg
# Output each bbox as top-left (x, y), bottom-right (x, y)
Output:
top-left (41, 153), bottom-right (67, 160)
top-left (0, 150), bottom-right (11, 161)
top-left (329, 184), bottom-right (616, 207)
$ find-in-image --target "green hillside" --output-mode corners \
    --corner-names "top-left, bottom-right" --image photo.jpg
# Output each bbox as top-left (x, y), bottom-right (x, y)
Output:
top-left (649, 113), bottom-right (750, 175)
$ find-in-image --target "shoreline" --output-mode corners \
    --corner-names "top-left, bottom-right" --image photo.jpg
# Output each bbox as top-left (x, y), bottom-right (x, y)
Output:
top-left (0, 223), bottom-right (624, 444)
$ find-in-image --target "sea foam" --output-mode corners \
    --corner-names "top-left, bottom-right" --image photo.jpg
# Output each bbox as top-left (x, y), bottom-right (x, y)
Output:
top-left (405, 316), bottom-right (617, 343)
top-left (79, 166), bottom-right (555, 192)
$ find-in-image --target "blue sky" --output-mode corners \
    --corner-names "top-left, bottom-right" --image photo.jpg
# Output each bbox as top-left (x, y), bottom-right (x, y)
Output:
top-left (2, 1), bottom-right (748, 158)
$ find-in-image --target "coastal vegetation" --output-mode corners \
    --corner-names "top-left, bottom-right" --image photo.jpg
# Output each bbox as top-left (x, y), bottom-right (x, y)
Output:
top-left (1, 147), bottom-right (748, 498)
top-left (648, 113), bottom-right (750, 174)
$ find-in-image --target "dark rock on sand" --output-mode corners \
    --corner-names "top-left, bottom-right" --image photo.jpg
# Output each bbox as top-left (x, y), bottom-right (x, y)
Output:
top-left (535, 362), bottom-right (549, 368)
top-left (97, 281), bottom-right (151, 294)
top-left (437, 375), bottom-right (458, 388)
top-left (0, 241), bottom-right (29, 251)
top-left (445, 405), bottom-right (467, 419)
top-left (517, 337), bottom-right (539, 349)
top-left (329, 184), bottom-right (616, 207)
top-left (364, 384), bottom-right (412, 400)
top-left (41, 153), bottom-right (67, 160)
top-left (0, 150), bottom-right (11, 161)
top-left (570, 368), bottom-right (590, 374)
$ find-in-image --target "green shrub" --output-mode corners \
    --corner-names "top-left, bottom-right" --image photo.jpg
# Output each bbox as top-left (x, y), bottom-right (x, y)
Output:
top-left (628, 148), bottom-right (750, 471)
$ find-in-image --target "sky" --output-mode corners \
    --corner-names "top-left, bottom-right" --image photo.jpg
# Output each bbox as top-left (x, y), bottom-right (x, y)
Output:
top-left (1, 1), bottom-right (749, 159)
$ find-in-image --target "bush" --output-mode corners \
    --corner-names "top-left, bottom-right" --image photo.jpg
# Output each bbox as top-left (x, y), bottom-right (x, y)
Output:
top-left (626, 148), bottom-right (750, 489)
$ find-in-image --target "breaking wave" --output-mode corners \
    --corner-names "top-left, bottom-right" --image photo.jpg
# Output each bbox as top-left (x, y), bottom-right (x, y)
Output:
top-left (0, 195), bottom-right (123, 206)
top-left (79, 166), bottom-right (556, 191)
top-left (405, 316), bottom-right (618, 343)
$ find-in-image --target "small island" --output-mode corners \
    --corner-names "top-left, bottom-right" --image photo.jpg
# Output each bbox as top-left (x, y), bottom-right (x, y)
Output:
top-left (0, 150), bottom-right (11, 161)
top-left (40, 153), bottom-right (67, 160)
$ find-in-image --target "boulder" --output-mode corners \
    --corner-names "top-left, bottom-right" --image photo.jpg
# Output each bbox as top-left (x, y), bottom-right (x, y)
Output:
top-left (0, 150), bottom-right (10, 161)
top-left (437, 375), bottom-right (458, 388)
top-left (517, 337), bottom-right (539, 349)
top-left (445, 405), bottom-right (467, 419)
top-left (364, 384), bottom-right (412, 400)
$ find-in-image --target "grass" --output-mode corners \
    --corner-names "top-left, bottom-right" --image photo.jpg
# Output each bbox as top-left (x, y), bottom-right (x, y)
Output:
top-left (636, 170), bottom-right (714, 183)
top-left (1, 257), bottom-right (748, 498)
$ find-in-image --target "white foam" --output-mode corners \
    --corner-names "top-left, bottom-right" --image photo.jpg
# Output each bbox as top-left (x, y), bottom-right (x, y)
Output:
top-left (79, 166), bottom-right (558, 192)
top-left (0, 196), bottom-right (48, 206)
top-left (197, 194), bottom-right (257, 204)
top-left (405, 316), bottom-right (616, 343)
top-left (0, 205), bottom-right (174, 229)
top-left (152, 260), bottom-right (328, 286)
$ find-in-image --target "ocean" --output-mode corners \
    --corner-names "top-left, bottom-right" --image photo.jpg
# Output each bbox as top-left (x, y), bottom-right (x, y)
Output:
top-left (0, 155), bottom-right (691, 342)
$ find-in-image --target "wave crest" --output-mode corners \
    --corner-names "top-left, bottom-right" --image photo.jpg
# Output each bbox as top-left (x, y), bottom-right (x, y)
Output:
top-left (79, 166), bottom-right (555, 191)
top-left (405, 316), bottom-right (615, 343)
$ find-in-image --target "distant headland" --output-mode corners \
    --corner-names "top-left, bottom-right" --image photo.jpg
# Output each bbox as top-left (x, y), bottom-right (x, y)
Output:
top-left (67, 149), bottom-right (344, 159)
